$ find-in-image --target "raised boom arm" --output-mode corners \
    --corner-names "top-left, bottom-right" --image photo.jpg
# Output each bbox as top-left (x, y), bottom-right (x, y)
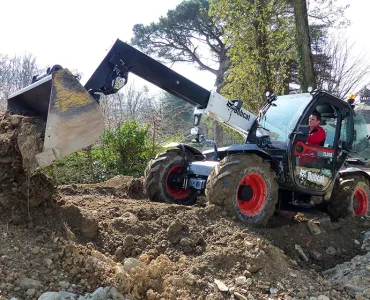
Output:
top-left (85, 39), bottom-right (256, 137)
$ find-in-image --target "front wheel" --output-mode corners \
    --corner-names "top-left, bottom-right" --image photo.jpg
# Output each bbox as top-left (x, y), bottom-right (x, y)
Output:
top-left (328, 175), bottom-right (370, 220)
top-left (205, 153), bottom-right (278, 226)
top-left (144, 149), bottom-right (197, 205)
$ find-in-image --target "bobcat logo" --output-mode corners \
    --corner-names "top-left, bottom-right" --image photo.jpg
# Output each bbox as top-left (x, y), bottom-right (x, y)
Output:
top-left (298, 168), bottom-right (325, 184)
top-left (299, 168), bottom-right (307, 178)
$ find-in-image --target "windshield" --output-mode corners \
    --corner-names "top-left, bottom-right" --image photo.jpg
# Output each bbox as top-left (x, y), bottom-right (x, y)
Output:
top-left (249, 93), bottom-right (313, 146)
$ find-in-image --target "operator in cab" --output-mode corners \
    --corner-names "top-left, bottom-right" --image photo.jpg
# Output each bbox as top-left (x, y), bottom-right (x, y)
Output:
top-left (307, 111), bottom-right (326, 146)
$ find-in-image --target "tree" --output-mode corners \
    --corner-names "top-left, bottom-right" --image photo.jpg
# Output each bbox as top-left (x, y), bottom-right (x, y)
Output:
top-left (0, 53), bottom-right (41, 108)
top-left (212, 0), bottom-right (294, 112)
top-left (316, 36), bottom-right (370, 98)
top-left (212, 0), bottom-right (350, 107)
top-left (159, 92), bottom-right (194, 138)
top-left (293, 0), bottom-right (316, 91)
top-left (99, 81), bottom-right (152, 130)
top-left (131, 0), bottom-right (227, 146)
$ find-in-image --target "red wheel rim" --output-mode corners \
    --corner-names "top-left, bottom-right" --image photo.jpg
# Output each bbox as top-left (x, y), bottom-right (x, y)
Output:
top-left (353, 188), bottom-right (369, 216)
top-left (165, 165), bottom-right (191, 199)
top-left (237, 173), bottom-right (267, 216)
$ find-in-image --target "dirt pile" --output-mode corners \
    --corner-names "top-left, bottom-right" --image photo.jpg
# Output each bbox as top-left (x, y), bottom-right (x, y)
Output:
top-left (1, 174), bottom-right (368, 299)
top-left (0, 112), bottom-right (54, 212)
top-left (322, 232), bottom-right (370, 298)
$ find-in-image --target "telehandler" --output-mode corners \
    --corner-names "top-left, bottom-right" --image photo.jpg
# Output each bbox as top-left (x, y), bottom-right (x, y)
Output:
top-left (7, 39), bottom-right (370, 226)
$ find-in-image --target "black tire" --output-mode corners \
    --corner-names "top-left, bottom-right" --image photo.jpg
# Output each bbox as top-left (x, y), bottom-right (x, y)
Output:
top-left (144, 149), bottom-right (197, 205)
top-left (205, 153), bottom-right (278, 226)
top-left (328, 175), bottom-right (370, 221)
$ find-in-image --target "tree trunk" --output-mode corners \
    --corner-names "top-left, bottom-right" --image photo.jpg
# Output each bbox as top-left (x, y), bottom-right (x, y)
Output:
top-left (213, 52), bottom-right (229, 147)
top-left (255, 0), bottom-right (272, 96)
top-left (293, 0), bottom-right (316, 92)
top-left (86, 146), bottom-right (96, 183)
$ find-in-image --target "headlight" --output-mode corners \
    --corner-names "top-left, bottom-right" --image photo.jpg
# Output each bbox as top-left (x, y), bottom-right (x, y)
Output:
top-left (190, 127), bottom-right (199, 135)
top-left (256, 127), bottom-right (270, 137)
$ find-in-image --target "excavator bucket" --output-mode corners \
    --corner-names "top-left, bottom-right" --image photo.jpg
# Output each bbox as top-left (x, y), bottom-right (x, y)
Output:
top-left (7, 68), bottom-right (104, 168)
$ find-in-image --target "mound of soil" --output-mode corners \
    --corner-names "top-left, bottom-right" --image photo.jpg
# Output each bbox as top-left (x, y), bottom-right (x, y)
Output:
top-left (0, 112), bottom-right (54, 212)
top-left (1, 174), bottom-right (368, 299)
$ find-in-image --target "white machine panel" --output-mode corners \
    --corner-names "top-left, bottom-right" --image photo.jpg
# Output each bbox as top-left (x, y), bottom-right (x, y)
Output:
top-left (194, 90), bottom-right (257, 137)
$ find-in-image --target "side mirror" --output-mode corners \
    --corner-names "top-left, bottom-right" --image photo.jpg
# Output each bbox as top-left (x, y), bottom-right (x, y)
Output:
top-left (193, 113), bottom-right (202, 126)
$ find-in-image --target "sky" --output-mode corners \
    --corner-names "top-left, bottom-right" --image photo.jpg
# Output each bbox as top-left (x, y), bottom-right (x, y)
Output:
top-left (0, 0), bottom-right (369, 95)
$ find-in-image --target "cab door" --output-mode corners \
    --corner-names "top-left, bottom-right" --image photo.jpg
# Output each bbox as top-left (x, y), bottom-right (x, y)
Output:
top-left (290, 101), bottom-right (352, 192)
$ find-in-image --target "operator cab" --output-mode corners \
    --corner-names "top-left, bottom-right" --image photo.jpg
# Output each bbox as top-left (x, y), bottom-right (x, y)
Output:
top-left (247, 91), bottom-right (355, 193)
top-left (291, 95), bottom-right (353, 193)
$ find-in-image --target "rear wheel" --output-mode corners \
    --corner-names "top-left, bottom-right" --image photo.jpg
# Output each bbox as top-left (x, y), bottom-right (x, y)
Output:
top-left (205, 153), bottom-right (278, 226)
top-left (144, 149), bottom-right (197, 205)
top-left (328, 175), bottom-right (370, 220)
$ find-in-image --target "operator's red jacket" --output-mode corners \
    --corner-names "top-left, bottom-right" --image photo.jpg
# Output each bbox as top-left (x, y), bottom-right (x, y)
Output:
top-left (307, 126), bottom-right (326, 146)
top-left (299, 126), bottom-right (326, 167)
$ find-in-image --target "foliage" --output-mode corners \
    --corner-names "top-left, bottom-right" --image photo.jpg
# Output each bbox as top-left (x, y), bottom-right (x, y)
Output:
top-left (131, 0), bottom-right (226, 77)
top-left (0, 53), bottom-right (42, 108)
top-left (44, 152), bottom-right (93, 185)
top-left (212, 0), bottom-right (295, 113)
top-left (160, 92), bottom-right (194, 138)
top-left (98, 120), bottom-right (151, 178)
top-left (46, 120), bottom-right (154, 184)
top-left (131, 0), bottom-right (229, 146)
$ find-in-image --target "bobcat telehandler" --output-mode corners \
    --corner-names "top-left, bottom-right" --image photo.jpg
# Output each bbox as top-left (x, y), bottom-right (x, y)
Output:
top-left (7, 39), bottom-right (370, 226)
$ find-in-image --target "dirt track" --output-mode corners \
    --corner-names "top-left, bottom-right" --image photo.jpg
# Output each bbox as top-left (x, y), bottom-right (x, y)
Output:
top-left (0, 114), bottom-right (369, 299)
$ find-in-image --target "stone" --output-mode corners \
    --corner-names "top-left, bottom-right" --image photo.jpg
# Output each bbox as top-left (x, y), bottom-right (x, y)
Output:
top-left (17, 278), bottom-right (42, 290)
top-left (246, 278), bottom-right (253, 286)
top-left (106, 286), bottom-right (125, 299)
top-left (308, 221), bottom-right (322, 235)
top-left (317, 296), bottom-right (330, 300)
top-left (234, 292), bottom-right (248, 300)
top-left (295, 244), bottom-right (309, 261)
top-left (256, 284), bottom-right (270, 290)
top-left (167, 220), bottom-right (183, 236)
top-left (123, 257), bottom-right (145, 273)
top-left (38, 292), bottom-right (62, 300)
top-left (91, 287), bottom-right (106, 299)
top-left (184, 273), bottom-right (196, 285)
top-left (31, 246), bottom-right (41, 254)
top-left (43, 258), bottom-right (53, 268)
top-left (123, 235), bottom-right (135, 248)
top-left (326, 247), bottom-right (336, 256)
top-left (235, 276), bottom-right (248, 286)
top-left (296, 291), bottom-right (307, 297)
top-left (58, 281), bottom-right (70, 289)
top-left (310, 250), bottom-right (323, 261)
top-left (179, 237), bottom-right (192, 246)
top-left (270, 287), bottom-right (278, 294)
top-left (26, 289), bottom-right (36, 297)
top-left (214, 279), bottom-right (228, 292)
top-left (59, 291), bottom-right (78, 299)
